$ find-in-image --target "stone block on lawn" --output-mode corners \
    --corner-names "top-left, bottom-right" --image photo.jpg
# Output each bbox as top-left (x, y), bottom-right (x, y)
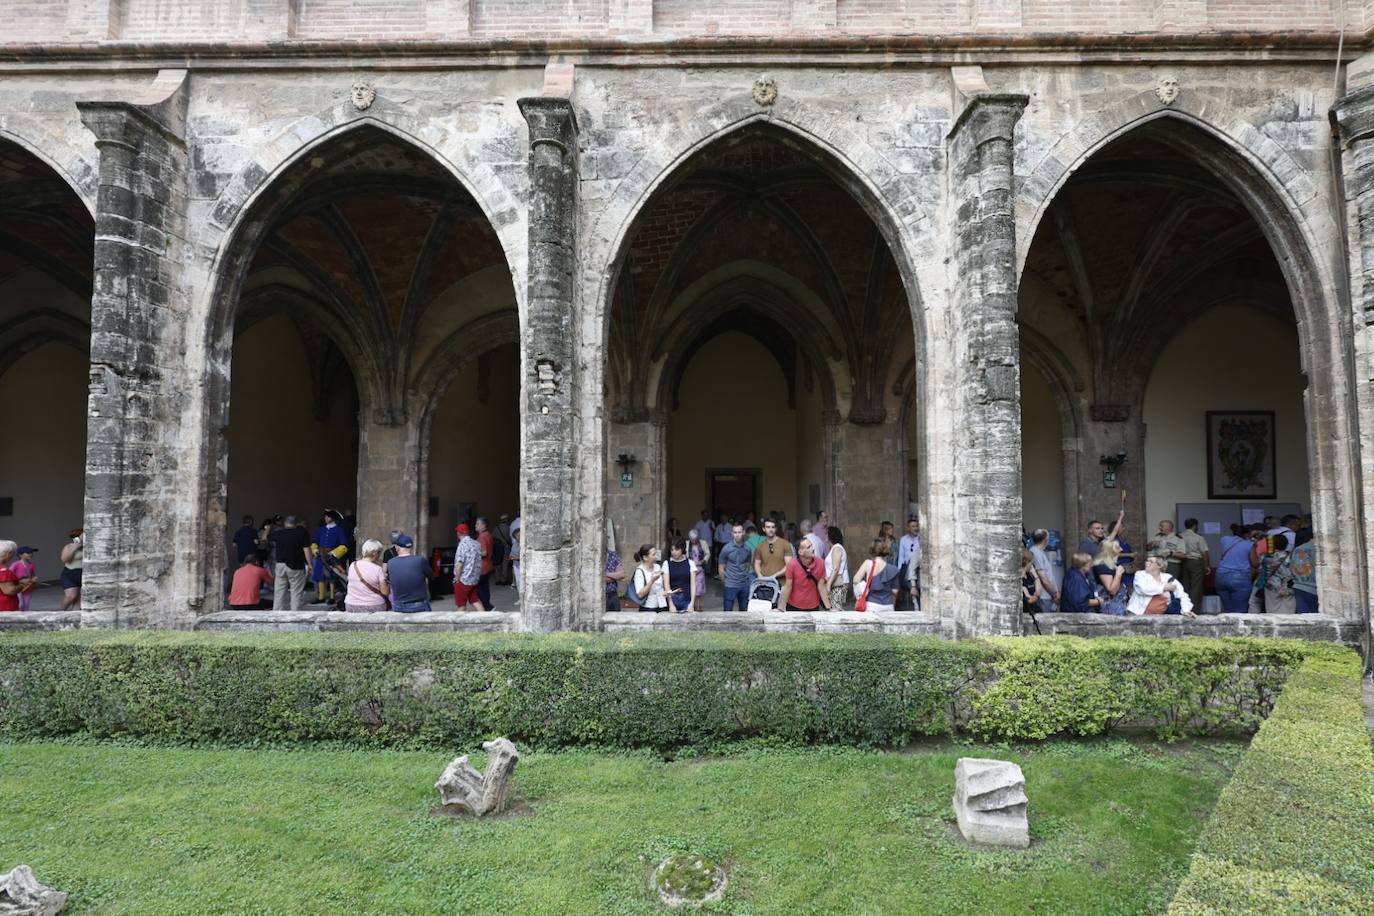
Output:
top-left (953, 757), bottom-right (1029, 848)
top-left (0, 865), bottom-right (67, 915)
top-left (435, 737), bottom-right (521, 817)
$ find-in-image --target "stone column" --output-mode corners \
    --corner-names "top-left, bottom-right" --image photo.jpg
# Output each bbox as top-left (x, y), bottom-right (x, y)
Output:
top-left (1075, 406), bottom-right (1147, 546)
top-left (517, 68), bottom-right (580, 631)
top-left (830, 410), bottom-right (906, 542)
top-left (355, 409), bottom-right (422, 549)
top-left (606, 409), bottom-right (666, 570)
top-left (1332, 80), bottom-right (1374, 641)
top-left (76, 71), bottom-right (194, 628)
top-left (945, 91), bottom-right (1028, 636)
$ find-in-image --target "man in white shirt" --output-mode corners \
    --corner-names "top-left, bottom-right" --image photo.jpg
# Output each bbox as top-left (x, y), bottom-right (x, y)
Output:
top-left (1266, 514), bottom-right (1298, 543)
top-left (691, 510), bottom-right (714, 545)
top-left (802, 517), bottom-right (826, 560)
top-left (898, 517), bottom-right (921, 610)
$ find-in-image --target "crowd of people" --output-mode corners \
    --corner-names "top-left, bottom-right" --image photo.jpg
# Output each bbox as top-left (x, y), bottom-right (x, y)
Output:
top-left (0, 530), bottom-right (85, 613)
top-left (1023, 511), bottom-right (1317, 618)
top-left (0, 505), bottom-right (1321, 621)
top-left (225, 509), bottom-right (521, 613)
top-left (606, 510), bottom-right (924, 613)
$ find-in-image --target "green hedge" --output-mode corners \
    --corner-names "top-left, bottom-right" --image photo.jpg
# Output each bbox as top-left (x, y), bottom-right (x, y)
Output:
top-left (0, 631), bottom-right (1312, 750)
top-left (1169, 643), bottom-right (1374, 914)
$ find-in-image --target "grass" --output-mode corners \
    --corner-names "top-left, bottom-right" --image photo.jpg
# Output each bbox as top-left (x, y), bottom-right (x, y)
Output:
top-left (0, 737), bottom-right (1242, 915)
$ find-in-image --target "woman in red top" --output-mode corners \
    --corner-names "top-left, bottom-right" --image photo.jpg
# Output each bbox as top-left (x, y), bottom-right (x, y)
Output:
top-left (475, 517), bottom-right (496, 611)
top-left (780, 537), bottom-right (832, 612)
top-left (0, 540), bottom-right (28, 613)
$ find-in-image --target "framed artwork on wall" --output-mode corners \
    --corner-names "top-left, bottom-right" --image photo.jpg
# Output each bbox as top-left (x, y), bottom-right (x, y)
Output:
top-left (1206, 410), bottom-right (1276, 500)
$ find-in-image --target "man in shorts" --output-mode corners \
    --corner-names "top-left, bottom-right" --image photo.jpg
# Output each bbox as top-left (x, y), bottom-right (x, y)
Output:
top-left (453, 523), bottom-right (486, 611)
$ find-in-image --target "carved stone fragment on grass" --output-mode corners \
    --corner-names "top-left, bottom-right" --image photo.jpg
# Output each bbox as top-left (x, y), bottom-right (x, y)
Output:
top-left (435, 737), bottom-right (520, 817)
top-left (953, 757), bottom-right (1029, 848)
top-left (0, 865), bottom-right (67, 916)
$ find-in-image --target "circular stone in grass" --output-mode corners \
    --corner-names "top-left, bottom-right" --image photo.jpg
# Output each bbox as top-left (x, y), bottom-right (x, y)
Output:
top-left (652, 854), bottom-right (727, 908)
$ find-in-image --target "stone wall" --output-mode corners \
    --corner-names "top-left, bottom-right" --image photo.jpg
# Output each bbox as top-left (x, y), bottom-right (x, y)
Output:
top-left (0, 30), bottom-right (1369, 640)
top-left (2, 0), bottom-right (1367, 43)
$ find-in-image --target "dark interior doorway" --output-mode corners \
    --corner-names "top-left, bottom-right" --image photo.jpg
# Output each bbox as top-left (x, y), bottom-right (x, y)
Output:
top-left (707, 468), bottom-right (760, 521)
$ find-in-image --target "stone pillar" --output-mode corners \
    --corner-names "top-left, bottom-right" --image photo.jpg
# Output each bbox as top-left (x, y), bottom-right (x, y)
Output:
top-left (76, 71), bottom-right (193, 628)
top-left (517, 67), bottom-right (580, 631)
top-left (607, 410), bottom-right (666, 569)
top-left (830, 411), bottom-right (906, 542)
top-left (355, 410), bottom-right (422, 548)
top-left (1332, 80), bottom-right (1374, 641)
top-left (945, 91), bottom-right (1028, 636)
top-left (1073, 406), bottom-right (1147, 546)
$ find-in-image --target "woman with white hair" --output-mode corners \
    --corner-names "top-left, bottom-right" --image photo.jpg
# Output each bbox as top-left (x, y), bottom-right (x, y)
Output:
top-left (0, 540), bottom-right (28, 613)
top-left (1127, 555), bottom-right (1196, 617)
top-left (345, 538), bottom-right (390, 613)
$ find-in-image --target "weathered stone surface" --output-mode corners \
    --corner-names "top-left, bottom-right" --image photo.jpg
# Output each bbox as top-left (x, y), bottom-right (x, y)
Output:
top-left (1033, 613), bottom-right (1363, 647)
top-left (602, 611), bottom-right (951, 636)
top-left (435, 737), bottom-right (521, 817)
top-left (0, 865), bottom-right (67, 916)
top-left (194, 610), bottom-right (521, 634)
top-left (0, 612), bottom-right (82, 633)
top-left (953, 757), bottom-right (1029, 848)
top-left (0, 19), bottom-right (1368, 642)
top-left (652, 854), bottom-right (728, 909)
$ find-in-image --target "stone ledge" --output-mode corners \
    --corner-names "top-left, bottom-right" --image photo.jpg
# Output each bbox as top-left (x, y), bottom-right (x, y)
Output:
top-left (602, 611), bottom-right (952, 635)
top-left (194, 610), bottom-right (520, 633)
top-left (0, 611), bottom-right (82, 631)
top-left (1031, 612), bottom-right (1364, 646)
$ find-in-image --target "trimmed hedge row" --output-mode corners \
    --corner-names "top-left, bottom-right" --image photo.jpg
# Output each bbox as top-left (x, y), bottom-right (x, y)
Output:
top-left (1169, 643), bottom-right (1374, 914)
top-left (0, 631), bottom-right (1312, 750)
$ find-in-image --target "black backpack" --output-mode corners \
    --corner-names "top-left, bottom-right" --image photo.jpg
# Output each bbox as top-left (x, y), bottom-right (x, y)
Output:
top-left (490, 532), bottom-right (507, 566)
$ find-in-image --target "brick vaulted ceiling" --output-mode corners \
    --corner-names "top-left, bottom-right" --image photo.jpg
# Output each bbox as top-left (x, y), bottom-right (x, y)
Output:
top-left (1021, 125), bottom-right (1293, 402)
top-left (0, 140), bottom-right (93, 379)
top-left (240, 133), bottom-right (509, 411)
top-left (608, 129), bottom-right (916, 422)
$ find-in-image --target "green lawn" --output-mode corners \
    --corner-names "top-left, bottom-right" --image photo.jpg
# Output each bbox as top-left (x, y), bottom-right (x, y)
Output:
top-left (0, 738), bottom-right (1241, 915)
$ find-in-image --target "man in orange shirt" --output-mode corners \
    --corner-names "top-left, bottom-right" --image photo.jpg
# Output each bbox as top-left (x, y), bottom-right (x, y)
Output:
top-left (228, 555), bottom-right (273, 610)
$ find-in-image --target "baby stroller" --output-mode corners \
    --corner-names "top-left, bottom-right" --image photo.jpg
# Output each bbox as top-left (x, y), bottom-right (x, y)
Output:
top-left (317, 549), bottom-right (350, 611)
top-left (747, 576), bottom-right (781, 612)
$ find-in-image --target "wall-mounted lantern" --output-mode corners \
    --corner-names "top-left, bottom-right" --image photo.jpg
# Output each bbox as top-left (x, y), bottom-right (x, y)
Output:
top-left (616, 453), bottom-right (638, 488)
top-left (1100, 452), bottom-right (1127, 489)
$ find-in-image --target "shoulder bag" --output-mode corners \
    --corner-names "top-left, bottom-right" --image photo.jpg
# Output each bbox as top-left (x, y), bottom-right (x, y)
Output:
top-left (854, 561), bottom-right (876, 612)
top-left (352, 561), bottom-right (390, 610)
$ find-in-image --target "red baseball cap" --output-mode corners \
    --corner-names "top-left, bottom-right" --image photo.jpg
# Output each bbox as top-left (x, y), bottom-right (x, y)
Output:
top-left (455, 523), bottom-right (471, 535)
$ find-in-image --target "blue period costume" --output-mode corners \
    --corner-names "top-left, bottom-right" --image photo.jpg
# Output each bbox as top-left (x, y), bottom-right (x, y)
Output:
top-left (312, 522), bottom-right (348, 586)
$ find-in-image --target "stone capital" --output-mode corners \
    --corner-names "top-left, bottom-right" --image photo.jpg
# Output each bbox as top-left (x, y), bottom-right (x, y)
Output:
top-left (1333, 83), bottom-right (1374, 147)
top-left (847, 405), bottom-right (887, 426)
top-left (77, 68), bottom-right (189, 149)
top-left (518, 96), bottom-right (578, 155)
top-left (1089, 403), bottom-right (1132, 423)
top-left (947, 92), bottom-right (1029, 151)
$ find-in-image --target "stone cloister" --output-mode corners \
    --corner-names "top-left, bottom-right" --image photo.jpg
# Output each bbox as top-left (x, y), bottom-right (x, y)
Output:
top-left (0, 0), bottom-right (1372, 646)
